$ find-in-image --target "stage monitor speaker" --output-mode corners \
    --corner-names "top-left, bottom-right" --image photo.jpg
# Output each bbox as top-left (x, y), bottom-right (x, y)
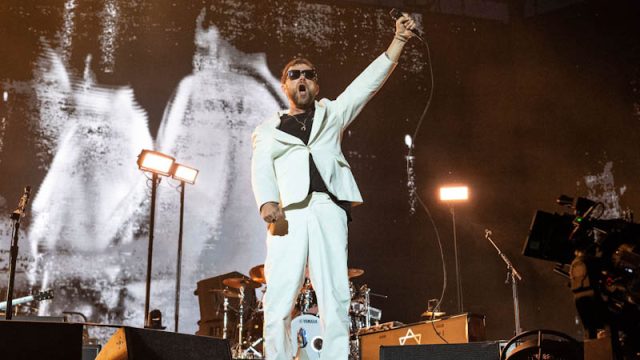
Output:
top-left (96, 326), bottom-right (232, 360)
top-left (380, 341), bottom-right (501, 360)
top-left (0, 320), bottom-right (83, 359)
top-left (360, 313), bottom-right (486, 360)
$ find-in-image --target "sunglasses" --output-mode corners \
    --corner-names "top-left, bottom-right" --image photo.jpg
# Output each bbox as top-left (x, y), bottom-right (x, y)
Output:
top-left (287, 69), bottom-right (317, 81)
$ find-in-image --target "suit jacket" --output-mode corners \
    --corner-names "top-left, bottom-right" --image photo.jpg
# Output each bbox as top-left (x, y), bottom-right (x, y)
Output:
top-left (251, 53), bottom-right (397, 209)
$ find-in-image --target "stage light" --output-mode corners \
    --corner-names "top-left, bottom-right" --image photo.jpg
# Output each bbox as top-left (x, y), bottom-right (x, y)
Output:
top-left (172, 163), bottom-right (199, 185)
top-left (136, 149), bottom-right (176, 328)
top-left (439, 184), bottom-right (470, 315)
top-left (137, 150), bottom-right (175, 176)
top-left (3, 91), bottom-right (8, 102)
top-left (439, 185), bottom-right (469, 202)
top-left (170, 162), bottom-right (199, 332)
top-left (404, 134), bottom-right (413, 148)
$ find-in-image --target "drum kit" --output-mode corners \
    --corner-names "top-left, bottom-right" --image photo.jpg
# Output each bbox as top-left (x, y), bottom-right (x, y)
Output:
top-left (216, 264), bottom-right (382, 359)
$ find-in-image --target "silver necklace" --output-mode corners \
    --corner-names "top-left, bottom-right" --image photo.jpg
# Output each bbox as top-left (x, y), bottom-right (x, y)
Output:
top-left (291, 111), bottom-right (312, 131)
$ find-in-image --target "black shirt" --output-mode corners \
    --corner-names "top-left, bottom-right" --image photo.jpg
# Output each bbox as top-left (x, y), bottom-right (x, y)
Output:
top-left (278, 108), bottom-right (352, 221)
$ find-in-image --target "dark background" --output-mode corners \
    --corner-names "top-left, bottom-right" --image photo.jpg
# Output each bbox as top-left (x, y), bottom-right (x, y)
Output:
top-left (1, 0), bottom-right (640, 341)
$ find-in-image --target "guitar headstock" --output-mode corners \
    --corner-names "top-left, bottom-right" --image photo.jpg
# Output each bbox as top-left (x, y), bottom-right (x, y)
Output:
top-left (33, 289), bottom-right (54, 301)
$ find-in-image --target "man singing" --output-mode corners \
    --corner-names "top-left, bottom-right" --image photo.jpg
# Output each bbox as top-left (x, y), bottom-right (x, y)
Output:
top-left (251, 13), bottom-right (417, 359)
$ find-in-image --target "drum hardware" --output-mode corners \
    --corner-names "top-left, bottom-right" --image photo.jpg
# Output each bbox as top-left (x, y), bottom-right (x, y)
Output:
top-left (242, 265), bottom-right (374, 359)
top-left (241, 337), bottom-right (264, 359)
top-left (208, 287), bottom-right (237, 340)
top-left (362, 285), bottom-right (371, 328)
top-left (223, 296), bottom-right (229, 340)
top-left (229, 284), bottom-right (248, 358)
top-left (367, 306), bottom-right (382, 322)
top-left (221, 275), bottom-right (265, 359)
top-left (208, 287), bottom-right (240, 298)
top-left (223, 277), bottom-right (261, 290)
top-left (242, 305), bottom-right (264, 359)
top-left (296, 278), bottom-right (318, 315)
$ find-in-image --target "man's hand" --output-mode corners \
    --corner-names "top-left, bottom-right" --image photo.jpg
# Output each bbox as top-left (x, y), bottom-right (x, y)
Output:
top-left (386, 13), bottom-right (417, 62)
top-left (260, 202), bottom-right (284, 223)
top-left (395, 13), bottom-right (416, 41)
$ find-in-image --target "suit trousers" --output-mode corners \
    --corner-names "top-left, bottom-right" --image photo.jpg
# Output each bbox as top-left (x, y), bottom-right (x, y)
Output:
top-left (263, 192), bottom-right (350, 359)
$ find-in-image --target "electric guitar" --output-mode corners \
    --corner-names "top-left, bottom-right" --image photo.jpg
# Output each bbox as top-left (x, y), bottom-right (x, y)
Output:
top-left (0, 289), bottom-right (54, 311)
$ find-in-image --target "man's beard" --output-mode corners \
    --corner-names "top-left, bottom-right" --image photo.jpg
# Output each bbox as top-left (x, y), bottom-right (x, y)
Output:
top-left (288, 87), bottom-right (315, 109)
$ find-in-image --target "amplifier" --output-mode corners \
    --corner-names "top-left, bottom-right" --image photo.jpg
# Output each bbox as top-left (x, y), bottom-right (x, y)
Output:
top-left (359, 313), bottom-right (486, 360)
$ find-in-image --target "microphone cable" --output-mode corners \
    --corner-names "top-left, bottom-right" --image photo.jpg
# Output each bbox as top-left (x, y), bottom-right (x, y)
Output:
top-left (391, 8), bottom-right (448, 343)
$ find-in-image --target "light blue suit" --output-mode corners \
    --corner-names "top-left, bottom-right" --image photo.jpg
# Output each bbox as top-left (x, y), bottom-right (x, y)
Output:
top-left (251, 53), bottom-right (397, 360)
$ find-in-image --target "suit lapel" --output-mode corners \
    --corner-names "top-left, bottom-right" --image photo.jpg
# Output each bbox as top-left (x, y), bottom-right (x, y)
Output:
top-left (269, 112), bottom-right (305, 145)
top-left (308, 101), bottom-right (326, 145)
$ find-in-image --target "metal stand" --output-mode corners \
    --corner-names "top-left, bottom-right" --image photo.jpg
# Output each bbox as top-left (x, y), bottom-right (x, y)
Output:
top-left (242, 338), bottom-right (264, 359)
top-left (232, 286), bottom-right (247, 358)
top-left (485, 229), bottom-right (523, 335)
top-left (222, 296), bottom-right (229, 339)
top-left (363, 285), bottom-right (371, 328)
top-left (4, 186), bottom-right (31, 320)
top-left (241, 287), bottom-right (265, 359)
top-left (174, 181), bottom-right (185, 332)
top-left (144, 173), bottom-right (160, 328)
top-left (238, 286), bottom-right (245, 353)
top-left (451, 206), bottom-right (464, 313)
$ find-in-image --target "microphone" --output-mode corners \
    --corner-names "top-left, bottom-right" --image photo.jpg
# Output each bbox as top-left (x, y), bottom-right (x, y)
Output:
top-left (485, 228), bottom-right (492, 238)
top-left (389, 8), bottom-right (424, 39)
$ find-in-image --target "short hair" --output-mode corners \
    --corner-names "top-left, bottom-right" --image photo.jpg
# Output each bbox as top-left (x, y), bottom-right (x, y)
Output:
top-left (280, 57), bottom-right (317, 84)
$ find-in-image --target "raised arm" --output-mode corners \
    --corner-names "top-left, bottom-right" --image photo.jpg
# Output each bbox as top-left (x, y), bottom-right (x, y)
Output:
top-left (386, 13), bottom-right (416, 63)
top-left (332, 13), bottom-right (418, 129)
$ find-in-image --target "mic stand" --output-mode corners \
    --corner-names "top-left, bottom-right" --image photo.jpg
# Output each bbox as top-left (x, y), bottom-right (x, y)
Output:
top-left (485, 229), bottom-right (523, 335)
top-left (5, 186), bottom-right (31, 320)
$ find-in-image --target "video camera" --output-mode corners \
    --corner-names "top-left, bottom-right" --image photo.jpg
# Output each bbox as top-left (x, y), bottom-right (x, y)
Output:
top-left (523, 195), bottom-right (640, 356)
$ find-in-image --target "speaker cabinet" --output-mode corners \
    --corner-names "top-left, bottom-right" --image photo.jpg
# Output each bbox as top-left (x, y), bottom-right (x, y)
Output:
top-left (0, 320), bottom-right (83, 360)
top-left (96, 327), bottom-right (232, 360)
top-left (360, 313), bottom-right (486, 360)
top-left (379, 341), bottom-right (501, 360)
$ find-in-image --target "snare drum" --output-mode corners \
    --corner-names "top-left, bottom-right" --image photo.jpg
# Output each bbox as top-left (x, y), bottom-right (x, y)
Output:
top-left (291, 314), bottom-right (323, 359)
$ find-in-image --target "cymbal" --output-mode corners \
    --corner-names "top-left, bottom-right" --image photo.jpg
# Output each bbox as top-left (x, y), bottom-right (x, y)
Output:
top-left (223, 277), bottom-right (261, 289)
top-left (249, 264), bottom-right (266, 284)
top-left (208, 288), bottom-right (240, 298)
top-left (348, 268), bottom-right (364, 279)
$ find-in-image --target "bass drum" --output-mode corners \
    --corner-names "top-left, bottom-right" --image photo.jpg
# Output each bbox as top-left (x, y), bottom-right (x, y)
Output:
top-left (291, 314), bottom-right (323, 359)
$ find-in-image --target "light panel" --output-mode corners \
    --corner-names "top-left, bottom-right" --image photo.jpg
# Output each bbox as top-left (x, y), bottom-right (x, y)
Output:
top-left (137, 150), bottom-right (175, 176)
top-left (439, 185), bottom-right (469, 202)
top-left (172, 163), bottom-right (199, 184)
